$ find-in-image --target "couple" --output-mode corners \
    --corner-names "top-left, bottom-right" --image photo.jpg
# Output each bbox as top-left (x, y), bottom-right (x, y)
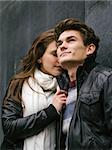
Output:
top-left (1, 18), bottom-right (112, 150)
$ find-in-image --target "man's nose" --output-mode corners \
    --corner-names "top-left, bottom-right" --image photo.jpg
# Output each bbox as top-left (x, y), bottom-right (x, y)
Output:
top-left (60, 41), bottom-right (67, 51)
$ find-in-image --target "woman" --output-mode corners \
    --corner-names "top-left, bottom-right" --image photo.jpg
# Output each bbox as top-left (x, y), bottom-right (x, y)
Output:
top-left (1, 29), bottom-right (67, 150)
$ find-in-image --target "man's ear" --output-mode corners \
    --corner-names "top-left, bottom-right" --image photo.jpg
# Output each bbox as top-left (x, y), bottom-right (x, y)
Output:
top-left (86, 43), bottom-right (96, 56)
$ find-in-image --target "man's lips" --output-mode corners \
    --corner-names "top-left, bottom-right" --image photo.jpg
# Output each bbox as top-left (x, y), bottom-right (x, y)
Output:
top-left (60, 52), bottom-right (71, 57)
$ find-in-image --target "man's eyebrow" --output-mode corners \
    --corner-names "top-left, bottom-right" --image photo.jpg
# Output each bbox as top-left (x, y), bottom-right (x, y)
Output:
top-left (66, 36), bottom-right (77, 40)
top-left (57, 35), bottom-right (76, 43)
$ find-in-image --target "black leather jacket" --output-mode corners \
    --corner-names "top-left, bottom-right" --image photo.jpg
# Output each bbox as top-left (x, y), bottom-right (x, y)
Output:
top-left (1, 99), bottom-right (60, 150)
top-left (67, 64), bottom-right (112, 150)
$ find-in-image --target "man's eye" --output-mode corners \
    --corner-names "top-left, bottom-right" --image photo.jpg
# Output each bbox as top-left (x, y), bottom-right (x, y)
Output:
top-left (57, 42), bottom-right (62, 47)
top-left (68, 39), bottom-right (76, 42)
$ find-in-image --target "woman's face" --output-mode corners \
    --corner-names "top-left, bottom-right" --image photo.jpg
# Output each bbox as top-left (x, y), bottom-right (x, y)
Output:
top-left (39, 41), bottom-right (62, 76)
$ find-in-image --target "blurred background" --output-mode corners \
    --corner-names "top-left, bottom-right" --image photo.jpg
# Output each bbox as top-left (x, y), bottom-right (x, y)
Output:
top-left (0, 0), bottom-right (112, 147)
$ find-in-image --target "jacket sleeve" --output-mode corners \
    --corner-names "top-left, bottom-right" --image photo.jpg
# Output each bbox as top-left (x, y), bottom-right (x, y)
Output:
top-left (2, 98), bottom-right (59, 141)
top-left (103, 73), bottom-right (112, 132)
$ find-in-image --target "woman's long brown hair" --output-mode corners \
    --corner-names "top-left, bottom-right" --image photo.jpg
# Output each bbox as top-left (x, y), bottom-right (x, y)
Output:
top-left (3, 29), bottom-right (55, 105)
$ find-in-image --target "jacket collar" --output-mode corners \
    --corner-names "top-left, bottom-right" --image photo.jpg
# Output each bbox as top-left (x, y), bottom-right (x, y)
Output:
top-left (83, 57), bottom-right (98, 74)
top-left (76, 57), bottom-right (98, 92)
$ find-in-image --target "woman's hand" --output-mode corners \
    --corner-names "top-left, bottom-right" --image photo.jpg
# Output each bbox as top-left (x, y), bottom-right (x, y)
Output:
top-left (52, 88), bottom-right (67, 112)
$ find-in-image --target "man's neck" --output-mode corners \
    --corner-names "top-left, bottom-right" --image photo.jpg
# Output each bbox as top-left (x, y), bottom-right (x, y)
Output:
top-left (68, 67), bottom-right (78, 81)
top-left (62, 62), bottom-right (83, 81)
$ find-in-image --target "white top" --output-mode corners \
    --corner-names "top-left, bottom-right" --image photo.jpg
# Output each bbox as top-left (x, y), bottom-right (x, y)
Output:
top-left (22, 69), bottom-right (58, 150)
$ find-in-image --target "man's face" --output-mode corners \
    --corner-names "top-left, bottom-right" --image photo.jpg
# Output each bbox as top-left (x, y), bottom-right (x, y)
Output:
top-left (57, 30), bottom-right (90, 68)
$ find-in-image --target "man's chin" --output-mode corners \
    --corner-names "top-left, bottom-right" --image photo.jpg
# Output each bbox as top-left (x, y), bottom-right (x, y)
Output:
top-left (60, 60), bottom-right (84, 68)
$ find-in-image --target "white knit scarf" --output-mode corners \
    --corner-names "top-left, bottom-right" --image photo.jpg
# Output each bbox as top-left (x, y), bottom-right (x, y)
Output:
top-left (22, 69), bottom-right (58, 150)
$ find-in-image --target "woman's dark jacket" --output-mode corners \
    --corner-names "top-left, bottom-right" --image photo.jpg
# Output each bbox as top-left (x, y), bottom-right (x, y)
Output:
top-left (66, 63), bottom-right (112, 150)
top-left (1, 99), bottom-right (60, 150)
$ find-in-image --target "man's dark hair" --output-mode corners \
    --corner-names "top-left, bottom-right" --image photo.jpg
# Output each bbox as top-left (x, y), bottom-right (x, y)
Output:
top-left (54, 18), bottom-right (100, 51)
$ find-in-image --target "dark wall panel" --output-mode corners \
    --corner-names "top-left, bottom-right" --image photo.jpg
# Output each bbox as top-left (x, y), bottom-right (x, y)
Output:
top-left (85, 1), bottom-right (112, 67)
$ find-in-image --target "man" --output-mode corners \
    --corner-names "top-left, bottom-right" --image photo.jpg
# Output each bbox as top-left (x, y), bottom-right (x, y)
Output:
top-left (54, 18), bottom-right (112, 150)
